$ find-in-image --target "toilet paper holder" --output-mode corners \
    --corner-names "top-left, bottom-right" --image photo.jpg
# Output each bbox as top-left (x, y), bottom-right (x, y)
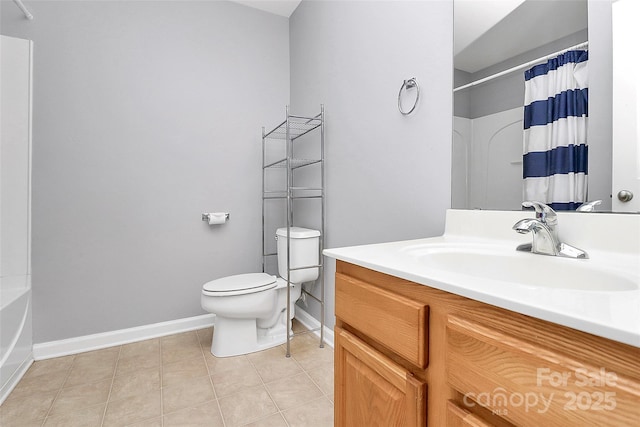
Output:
top-left (202, 212), bottom-right (230, 222)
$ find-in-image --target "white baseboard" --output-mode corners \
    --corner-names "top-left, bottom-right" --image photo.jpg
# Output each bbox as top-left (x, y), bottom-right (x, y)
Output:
top-left (32, 309), bottom-right (331, 361)
top-left (294, 306), bottom-right (334, 348)
top-left (33, 314), bottom-right (216, 360)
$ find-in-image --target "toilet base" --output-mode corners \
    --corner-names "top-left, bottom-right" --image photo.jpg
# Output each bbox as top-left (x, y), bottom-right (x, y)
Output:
top-left (210, 314), bottom-right (292, 358)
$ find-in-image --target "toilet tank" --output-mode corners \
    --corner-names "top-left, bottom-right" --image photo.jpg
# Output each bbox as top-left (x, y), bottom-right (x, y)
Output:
top-left (276, 227), bottom-right (320, 283)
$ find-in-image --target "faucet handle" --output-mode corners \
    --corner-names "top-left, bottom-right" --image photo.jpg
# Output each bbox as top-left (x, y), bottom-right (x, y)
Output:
top-left (576, 200), bottom-right (602, 212)
top-left (522, 201), bottom-right (557, 226)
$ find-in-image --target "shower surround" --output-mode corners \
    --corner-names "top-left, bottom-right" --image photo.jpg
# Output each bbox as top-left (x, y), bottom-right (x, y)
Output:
top-left (0, 34), bottom-right (33, 405)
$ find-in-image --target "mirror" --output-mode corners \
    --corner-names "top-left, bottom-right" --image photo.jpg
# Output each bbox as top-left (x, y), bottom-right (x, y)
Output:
top-left (452, 0), bottom-right (617, 211)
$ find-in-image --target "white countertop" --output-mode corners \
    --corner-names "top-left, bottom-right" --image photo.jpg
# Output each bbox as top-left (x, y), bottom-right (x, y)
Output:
top-left (324, 209), bottom-right (640, 348)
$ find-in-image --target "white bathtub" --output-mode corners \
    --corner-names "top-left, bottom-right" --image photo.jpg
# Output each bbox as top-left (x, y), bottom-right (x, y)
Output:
top-left (1, 34), bottom-right (34, 406)
top-left (0, 275), bottom-right (33, 405)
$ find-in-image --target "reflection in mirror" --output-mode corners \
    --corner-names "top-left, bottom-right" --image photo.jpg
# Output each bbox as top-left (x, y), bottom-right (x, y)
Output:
top-left (452, 0), bottom-right (590, 211)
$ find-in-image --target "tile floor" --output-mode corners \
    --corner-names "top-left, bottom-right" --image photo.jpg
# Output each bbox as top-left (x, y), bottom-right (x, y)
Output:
top-left (0, 322), bottom-right (334, 427)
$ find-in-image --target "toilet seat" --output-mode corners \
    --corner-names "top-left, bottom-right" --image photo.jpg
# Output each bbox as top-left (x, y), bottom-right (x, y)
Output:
top-left (202, 273), bottom-right (277, 297)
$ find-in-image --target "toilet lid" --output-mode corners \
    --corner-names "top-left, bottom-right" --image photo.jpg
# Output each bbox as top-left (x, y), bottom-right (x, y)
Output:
top-left (202, 273), bottom-right (277, 296)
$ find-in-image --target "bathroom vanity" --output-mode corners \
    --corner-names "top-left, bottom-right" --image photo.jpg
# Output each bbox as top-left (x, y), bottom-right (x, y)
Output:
top-left (325, 210), bottom-right (640, 427)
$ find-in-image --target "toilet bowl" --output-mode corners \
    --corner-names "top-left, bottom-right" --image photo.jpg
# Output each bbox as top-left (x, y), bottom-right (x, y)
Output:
top-left (201, 227), bottom-right (320, 357)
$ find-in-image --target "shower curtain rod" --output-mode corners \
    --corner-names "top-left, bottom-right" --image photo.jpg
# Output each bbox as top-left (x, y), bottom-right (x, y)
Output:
top-left (12, 0), bottom-right (33, 20)
top-left (453, 41), bottom-right (588, 92)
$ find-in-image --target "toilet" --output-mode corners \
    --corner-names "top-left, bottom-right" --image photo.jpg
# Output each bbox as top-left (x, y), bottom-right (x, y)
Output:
top-left (201, 227), bottom-right (320, 357)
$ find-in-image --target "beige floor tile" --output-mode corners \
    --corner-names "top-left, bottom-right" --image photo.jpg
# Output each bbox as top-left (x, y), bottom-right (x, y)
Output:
top-left (282, 396), bottom-right (334, 427)
top-left (5, 325), bottom-right (334, 427)
top-left (102, 389), bottom-right (161, 427)
top-left (246, 346), bottom-right (286, 363)
top-left (109, 367), bottom-right (161, 401)
top-left (204, 353), bottom-right (252, 376)
top-left (218, 385), bottom-right (278, 427)
top-left (265, 372), bottom-right (323, 411)
top-left (163, 400), bottom-right (224, 426)
top-left (249, 348), bottom-right (303, 384)
top-left (125, 416), bottom-right (163, 427)
top-left (0, 414), bottom-right (45, 427)
top-left (48, 379), bottom-right (111, 417)
top-left (161, 332), bottom-right (203, 365)
top-left (161, 331), bottom-right (199, 348)
top-left (306, 363), bottom-right (334, 395)
top-left (73, 347), bottom-right (120, 366)
top-left (115, 351), bottom-right (161, 377)
top-left (0, 388), bottom-right (57, 424)
top-left (286, 333), bottom-right (323, 354)
top-left (11, 368), bottom-right (69, 397)
top-left (64, 360), bottom-right (117, 387)
top-left (210, 361), bottom-right (263, 398)
top-left (162, 345), bottom-right (204, 365)
top-left (119, 338), bottom-right (160, 359)
top-left (64, 348), bottom-right (119, 387)
top-left (242, 412), bottom-right (289, 427)
top-left (23, 355), bottom-right (74, 379)
top-left (196, 327), bottom-right (213, 349)
top-left (162, 375), bottom-right (215, 414)
top-left (292, 345), bottom-right (334, 371)
top-left (291, 318), bottom-right (306, 333)
top-left (162, 355), bottom-right (209, 387)
top-left (43, 402), bottom-right (105, 427)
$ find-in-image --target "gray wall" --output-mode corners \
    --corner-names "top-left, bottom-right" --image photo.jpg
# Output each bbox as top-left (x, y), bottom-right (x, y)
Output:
top-left (289, 0), bottom-right (453, 328)
top-left (2, 0), bottom-right (453, 343)
top-left (1, 1), bottom-right (290, 343)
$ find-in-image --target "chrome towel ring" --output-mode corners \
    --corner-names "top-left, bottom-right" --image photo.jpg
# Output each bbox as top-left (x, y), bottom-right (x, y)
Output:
top-left (398, 78), bottom-right (420, 115)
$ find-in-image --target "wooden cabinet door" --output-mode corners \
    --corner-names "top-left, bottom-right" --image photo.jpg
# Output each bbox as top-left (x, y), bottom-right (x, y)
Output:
top-left (335, 326), bottom-right (427, 427)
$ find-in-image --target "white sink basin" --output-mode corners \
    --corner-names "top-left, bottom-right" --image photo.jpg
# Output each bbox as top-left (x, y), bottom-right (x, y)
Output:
top-left (401, 243), bottom-right (638, 292)
top-left (324, 209), bottom-right (640, 347)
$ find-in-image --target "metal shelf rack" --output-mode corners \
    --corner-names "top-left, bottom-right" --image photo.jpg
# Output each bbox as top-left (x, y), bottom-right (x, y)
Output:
top-left (261, 105), bottom-right (325, 357)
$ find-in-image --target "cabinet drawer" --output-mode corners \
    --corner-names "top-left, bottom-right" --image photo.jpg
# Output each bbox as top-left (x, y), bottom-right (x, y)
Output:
top-left (446, 314), bottom-right (640, 427)
top-left (447, 401), bottom-right (495, 427)
top-left (335, 272), bottom-right (428, 368)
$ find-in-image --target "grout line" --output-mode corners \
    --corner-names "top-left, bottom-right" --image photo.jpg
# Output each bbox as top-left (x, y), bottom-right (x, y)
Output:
top-left (249, 327), bottom-right (308, 427)
top-left (198, 327), bottom-right (228, 427)
top-left (40, 354), bottom-right (77, 424)
top-left (99, 345), bottom-right (122, 427)
top-left (246, 375), bottom-right (281, 427)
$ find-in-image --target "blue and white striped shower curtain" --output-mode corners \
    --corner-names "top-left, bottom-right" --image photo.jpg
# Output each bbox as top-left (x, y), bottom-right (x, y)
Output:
top-left (522, 49), bottom-right (589, 210)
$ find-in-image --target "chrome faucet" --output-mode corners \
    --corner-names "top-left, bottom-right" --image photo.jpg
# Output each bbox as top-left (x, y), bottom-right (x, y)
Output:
top-left (576, 200), bottom-right (602, 212)
top-left (512, 201), bottom-right (588, 258)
